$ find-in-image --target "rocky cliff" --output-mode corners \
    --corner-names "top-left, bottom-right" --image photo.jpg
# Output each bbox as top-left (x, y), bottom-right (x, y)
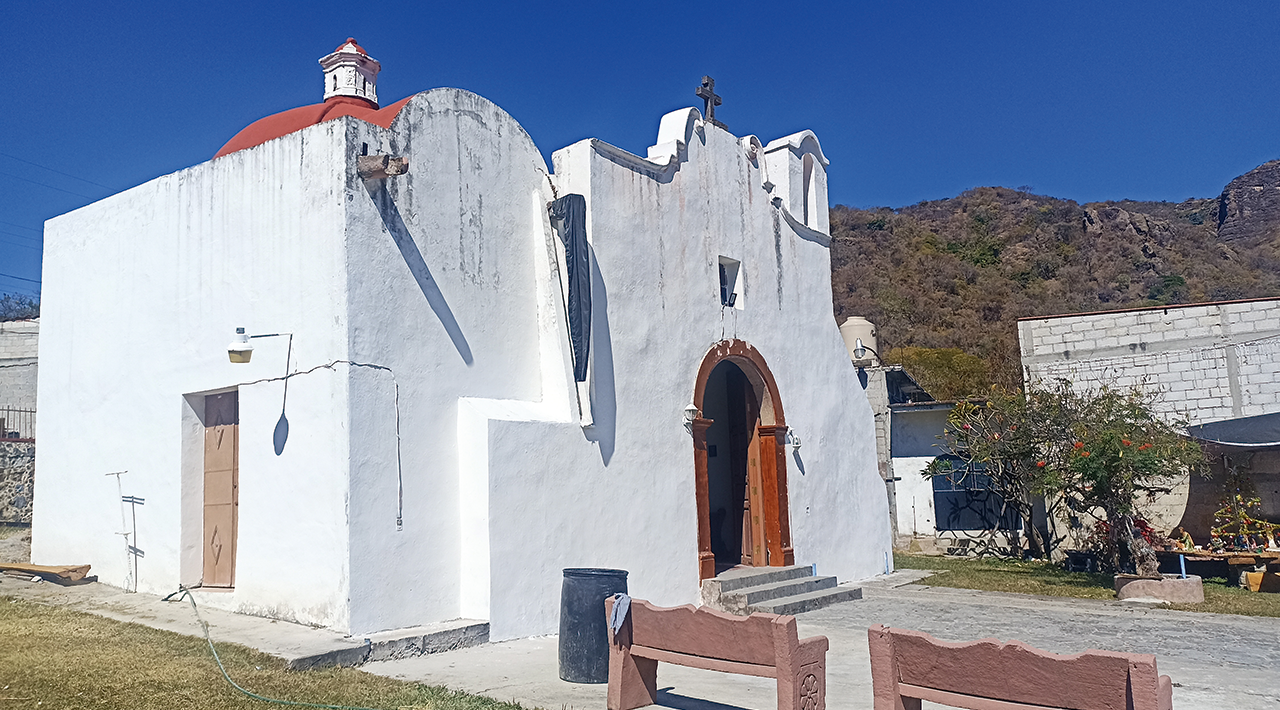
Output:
top-left (830, 165), bottom-right (1280, 393)
top-left (1216, 159), bottom-right (1280, 244)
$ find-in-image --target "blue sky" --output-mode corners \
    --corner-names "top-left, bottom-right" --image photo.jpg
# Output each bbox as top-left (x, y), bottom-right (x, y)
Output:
top-left (4, 2), bottom-right (1280, 297)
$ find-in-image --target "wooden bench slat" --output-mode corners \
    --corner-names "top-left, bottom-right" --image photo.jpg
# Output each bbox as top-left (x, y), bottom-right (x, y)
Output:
top-left (630, 644), bottom-right (777, 678)
top-left (899, 684), bottom-right (1070, 710)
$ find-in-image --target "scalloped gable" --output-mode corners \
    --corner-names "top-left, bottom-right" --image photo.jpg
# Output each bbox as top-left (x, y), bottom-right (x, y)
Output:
top-left (763, 130), bottom-right (829, 166)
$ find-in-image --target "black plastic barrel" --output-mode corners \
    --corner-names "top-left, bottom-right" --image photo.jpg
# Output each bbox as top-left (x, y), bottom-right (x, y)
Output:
top-left (558, 567), bottom-right (628, 683)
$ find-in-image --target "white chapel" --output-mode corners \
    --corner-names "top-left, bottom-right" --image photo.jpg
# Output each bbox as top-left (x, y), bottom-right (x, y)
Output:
top-left (33, 40), bottom-right (890, 640)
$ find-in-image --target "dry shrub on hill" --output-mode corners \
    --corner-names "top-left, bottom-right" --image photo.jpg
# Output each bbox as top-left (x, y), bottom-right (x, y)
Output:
top-left (829, 186), bottom-right (1280, 395)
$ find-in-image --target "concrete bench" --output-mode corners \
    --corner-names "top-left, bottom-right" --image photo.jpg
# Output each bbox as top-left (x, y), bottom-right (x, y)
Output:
top-left (605, 597), bottom-right (828, 710)
top-left (869, 624), bottom-right (1173, 710)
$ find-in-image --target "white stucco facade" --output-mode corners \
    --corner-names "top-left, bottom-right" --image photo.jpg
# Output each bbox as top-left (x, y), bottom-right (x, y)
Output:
top-left (34, 84), bottom-right (888, 640)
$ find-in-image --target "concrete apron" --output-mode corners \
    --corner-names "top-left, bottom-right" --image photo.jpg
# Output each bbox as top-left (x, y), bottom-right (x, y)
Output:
top-left (8, 568), bottom-right (1275, 709)
top-left (0, 576), bottom-right (486, 670)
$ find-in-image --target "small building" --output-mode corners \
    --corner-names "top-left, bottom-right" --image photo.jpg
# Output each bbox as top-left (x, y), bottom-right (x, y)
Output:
top-left (839, 318), bottom-right (1012, 548)
top-left (0, 318), bottom-right (38, 435)
top-left (33, 41), bottom-right (890, 640)
top-left (1018, 297), bottom-right (1280, 542)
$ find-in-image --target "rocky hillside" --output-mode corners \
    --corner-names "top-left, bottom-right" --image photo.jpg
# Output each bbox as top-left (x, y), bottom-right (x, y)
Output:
top-left (830, 161), bottom-right (1280, 395)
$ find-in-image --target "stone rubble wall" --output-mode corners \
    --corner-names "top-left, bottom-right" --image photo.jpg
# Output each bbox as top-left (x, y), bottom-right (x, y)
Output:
top-left (1018, 298), bottom-right (1280, 426)
top-left (0, 441), bottom-right (34, 524)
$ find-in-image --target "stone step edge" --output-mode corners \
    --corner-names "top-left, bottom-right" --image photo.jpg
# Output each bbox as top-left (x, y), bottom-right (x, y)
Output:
top-left (748, 586), bottom-right (864, 615)
top-left (708, 564), bottom-right (815, 593)
top-left (722, 575), bottom-right (838, 605)
top-left (288, 619), bottom-right (490, 670)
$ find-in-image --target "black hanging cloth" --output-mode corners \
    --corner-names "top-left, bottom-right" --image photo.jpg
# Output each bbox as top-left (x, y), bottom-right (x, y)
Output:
top-left (549, 194), bottom-right (591, 382)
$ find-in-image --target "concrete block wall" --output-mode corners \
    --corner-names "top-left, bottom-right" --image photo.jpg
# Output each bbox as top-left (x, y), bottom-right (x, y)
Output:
top-left (0, 319), bottom-right (38, 413)
top-left (1019, 298), bottom-right (1280, 425)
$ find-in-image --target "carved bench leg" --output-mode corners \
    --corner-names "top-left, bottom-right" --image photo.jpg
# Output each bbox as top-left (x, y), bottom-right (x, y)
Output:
top-left (778, 660), bottom-right (825, 710)
top-left (608, 647), bottom-right (657, 710)
top-left (869, 625), bottom-right (920, 710)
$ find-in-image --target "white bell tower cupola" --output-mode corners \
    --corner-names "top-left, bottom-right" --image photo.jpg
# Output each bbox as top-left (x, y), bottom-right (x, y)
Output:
top-left (319, 38), bottom-right (381, 107)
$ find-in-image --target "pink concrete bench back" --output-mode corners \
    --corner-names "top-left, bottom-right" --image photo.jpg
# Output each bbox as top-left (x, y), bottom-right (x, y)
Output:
top-left (869, 625), bottom-right (1173, 710)
top-left (606, 597), bottom-right (829, 710)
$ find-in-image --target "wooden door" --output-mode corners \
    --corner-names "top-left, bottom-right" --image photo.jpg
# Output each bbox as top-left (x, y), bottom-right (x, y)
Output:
top-left (202, 392), bottom-right (238, 587)
top-left (726, 367), bottom-right (766, 566)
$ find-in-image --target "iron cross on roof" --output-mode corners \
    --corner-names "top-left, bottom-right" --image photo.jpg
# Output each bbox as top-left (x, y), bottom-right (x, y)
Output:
top-left (696, 76), bottom-right (727, 130)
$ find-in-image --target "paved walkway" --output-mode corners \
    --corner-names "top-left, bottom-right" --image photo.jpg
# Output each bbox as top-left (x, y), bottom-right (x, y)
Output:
top-left (4, 568), bottom-right (1277, 708)
top-left (364, 572), bottom-right (1280, 709)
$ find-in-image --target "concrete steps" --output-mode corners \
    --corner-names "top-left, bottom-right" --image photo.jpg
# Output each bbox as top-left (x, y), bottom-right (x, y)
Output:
top-left (700, 564), bottom-right (863, 616)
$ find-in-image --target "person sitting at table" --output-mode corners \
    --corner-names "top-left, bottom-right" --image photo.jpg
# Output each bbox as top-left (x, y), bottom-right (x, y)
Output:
top-left (1169, 526), bottom-right (1194, 550)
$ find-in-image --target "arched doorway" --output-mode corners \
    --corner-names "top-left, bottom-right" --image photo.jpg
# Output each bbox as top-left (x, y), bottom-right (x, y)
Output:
top-left (692, 340), bottom-right (794, 580)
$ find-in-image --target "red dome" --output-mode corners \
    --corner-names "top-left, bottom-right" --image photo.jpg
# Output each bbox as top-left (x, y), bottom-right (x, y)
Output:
top-left (214, 95), bottom-right (413, 159)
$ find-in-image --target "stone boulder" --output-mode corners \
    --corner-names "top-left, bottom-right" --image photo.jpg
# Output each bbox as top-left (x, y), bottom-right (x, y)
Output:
top-left (1114, 573), bottom-right (1204, 604)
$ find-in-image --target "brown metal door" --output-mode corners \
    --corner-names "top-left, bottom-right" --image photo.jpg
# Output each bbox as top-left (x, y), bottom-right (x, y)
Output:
top-left (202, 392), bottom-right (238, 587)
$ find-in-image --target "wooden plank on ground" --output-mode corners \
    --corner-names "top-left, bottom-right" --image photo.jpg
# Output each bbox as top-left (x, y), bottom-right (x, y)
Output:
top-left (0, 562), bottom-right (91, 581)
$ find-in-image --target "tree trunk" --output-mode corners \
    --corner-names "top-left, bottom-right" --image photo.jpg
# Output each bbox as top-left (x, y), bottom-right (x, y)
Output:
top-left (1125, 516), bottom-right (1160, 577)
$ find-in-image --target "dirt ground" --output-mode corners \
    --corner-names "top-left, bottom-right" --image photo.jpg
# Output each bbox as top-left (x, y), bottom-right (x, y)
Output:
top-left (0, 526), bottom-right (31, 564)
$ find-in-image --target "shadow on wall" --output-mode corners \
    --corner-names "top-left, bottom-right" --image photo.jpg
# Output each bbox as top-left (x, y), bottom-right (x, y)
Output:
top-left (584, 247), bottom-right (616, 465)
top-left (273, 411), bottom-right (289, 456)
top-left (365, 180), bottom-right (474, 366)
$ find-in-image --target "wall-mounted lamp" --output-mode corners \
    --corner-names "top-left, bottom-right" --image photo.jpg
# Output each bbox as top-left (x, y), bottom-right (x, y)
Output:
top-left (228, 328), bottom-right (291, 364)
top-left (228, 328), bottom-right (254, 363)
top-left (786, 427), bottom-right (802, 451)
top-left (683, 403), bottom-right (700, 434)
top-left (852, 338), bottom-right (880, 368)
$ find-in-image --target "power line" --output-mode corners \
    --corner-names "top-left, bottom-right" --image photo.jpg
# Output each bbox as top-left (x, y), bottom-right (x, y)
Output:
top-left (0, 170), bottom-right (98, 199)
top-left (0, 151), bottom-right (114, 190)
top-left (0, 239), bottom-right (40, 252)
top-left (0, 229), bottom-right (42, 244)
top-left (0, 220), bottom-right (41, 234)
top-left (0, 271), bottom-right (41, 284)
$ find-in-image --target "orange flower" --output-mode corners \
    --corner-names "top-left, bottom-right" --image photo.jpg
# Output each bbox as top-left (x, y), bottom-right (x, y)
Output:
top-left (1036, 460), bottom-right (1047, 467)
top-left (1081, 451), bottom-right (1091, 457)
top-left (1122, 439), bottom-right (1132, 446)
top-left (1073, 441), bottom-right (1084, 449)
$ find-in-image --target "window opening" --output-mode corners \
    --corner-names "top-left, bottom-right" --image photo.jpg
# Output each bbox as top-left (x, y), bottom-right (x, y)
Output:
top-left (718, 256), bottom-right (742, 309)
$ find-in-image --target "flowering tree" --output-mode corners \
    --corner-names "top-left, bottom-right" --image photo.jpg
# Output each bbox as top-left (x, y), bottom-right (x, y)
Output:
top-left (929, 380), bottom-right (1206, 573)
top-left (926, 386), bottom-right (1061, 559)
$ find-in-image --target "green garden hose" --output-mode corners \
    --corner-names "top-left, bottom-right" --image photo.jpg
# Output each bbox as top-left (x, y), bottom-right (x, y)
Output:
top-left (163, 586), bottom-right (383, 710)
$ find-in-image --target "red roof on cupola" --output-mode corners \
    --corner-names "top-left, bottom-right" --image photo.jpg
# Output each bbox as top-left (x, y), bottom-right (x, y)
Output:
top-left (336, 37), bottom-right (366, 53)
top-left (214, 39), bottom-right (412, 159)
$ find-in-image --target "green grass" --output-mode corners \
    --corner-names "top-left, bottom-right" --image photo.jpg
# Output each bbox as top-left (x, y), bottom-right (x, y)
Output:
top-left (895, 553), bottom-right (1280, 618)
top-left (0, 596), bottom-right (529, 709)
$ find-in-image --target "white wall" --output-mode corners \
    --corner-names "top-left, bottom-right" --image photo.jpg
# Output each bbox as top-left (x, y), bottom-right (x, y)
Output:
top-left (891, 456), bottom-right (935, 537)
top-left (34, 123), bottom-right (354, 630)
top-left (339, 89), bottom-right (555, 635)
top-left (469, 109), bottom-right (889, 640)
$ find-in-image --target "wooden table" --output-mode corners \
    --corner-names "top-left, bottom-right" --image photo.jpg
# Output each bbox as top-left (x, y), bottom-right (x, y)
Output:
top-left (1155, 550), bottom-right (1280, 586)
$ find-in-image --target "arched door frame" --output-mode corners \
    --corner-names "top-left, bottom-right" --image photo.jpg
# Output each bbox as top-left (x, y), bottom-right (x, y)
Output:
top-left (691, 339), bottom-right (795, 580)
